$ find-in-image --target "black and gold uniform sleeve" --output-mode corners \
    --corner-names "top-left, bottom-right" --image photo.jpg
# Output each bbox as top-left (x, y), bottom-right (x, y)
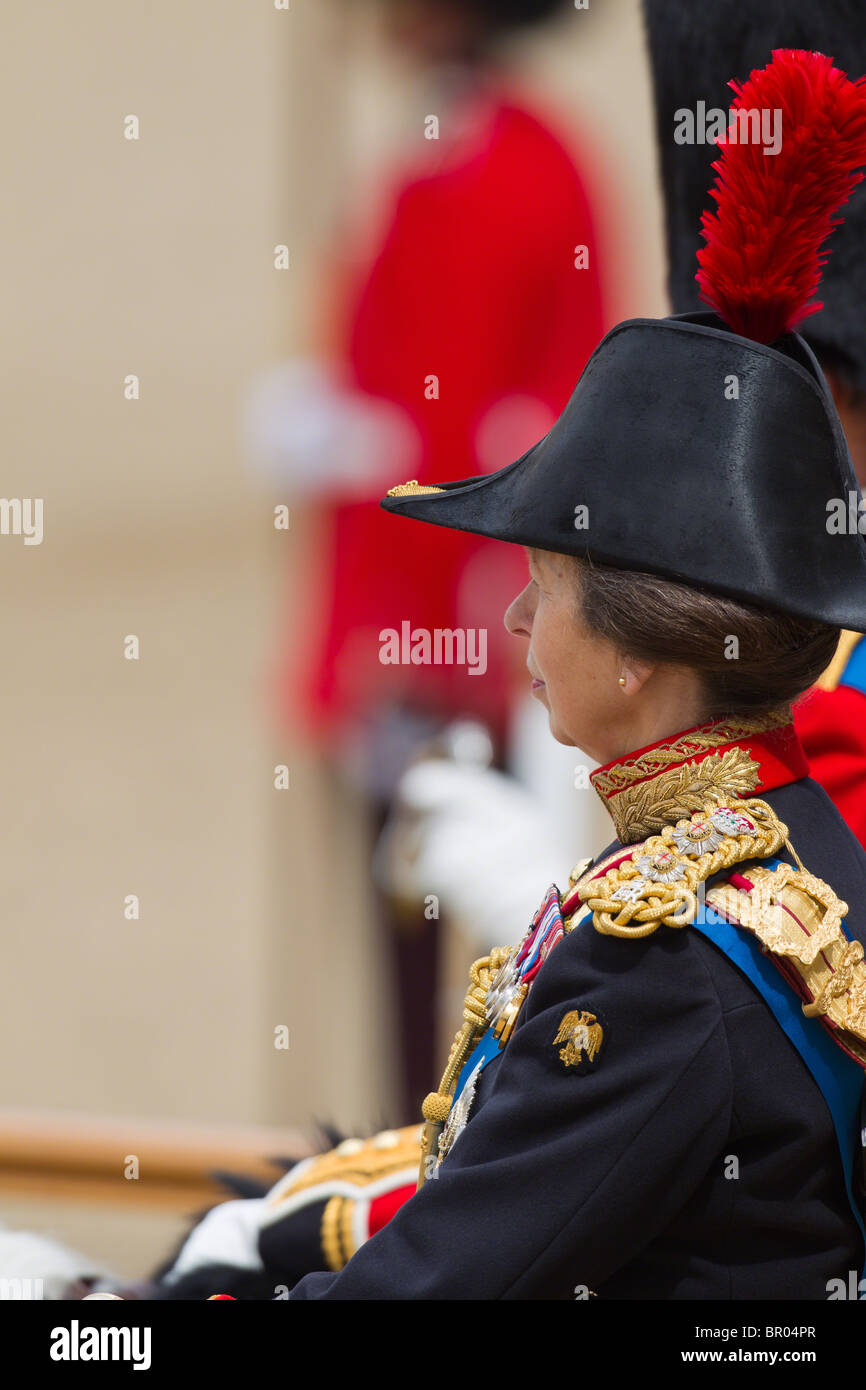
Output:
top-left (286, 919), bottom-right (733, 1300)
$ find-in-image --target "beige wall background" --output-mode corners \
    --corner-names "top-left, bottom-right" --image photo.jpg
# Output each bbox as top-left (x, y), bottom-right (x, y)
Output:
top-left (0, 0), bottom-right (665, 1277)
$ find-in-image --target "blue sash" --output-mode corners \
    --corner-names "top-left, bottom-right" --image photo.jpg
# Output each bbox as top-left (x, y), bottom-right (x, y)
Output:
top-left (694, 862), bottom-right (866, 1278)
top-left (452, 1023), bottom-right (503, 1100)
top-left (841, 634), bottom-right (866, 697)
top-left (452, 872), bottom-right (866, 1278)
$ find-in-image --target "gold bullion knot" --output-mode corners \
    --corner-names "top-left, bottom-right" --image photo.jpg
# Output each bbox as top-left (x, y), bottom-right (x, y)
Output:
top-left (422, 1092), bottom-right (451, 1124)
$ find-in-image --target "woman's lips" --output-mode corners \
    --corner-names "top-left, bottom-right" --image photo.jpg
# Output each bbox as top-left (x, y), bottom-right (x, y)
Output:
top-left (530, 677), bottom-right (545, 690)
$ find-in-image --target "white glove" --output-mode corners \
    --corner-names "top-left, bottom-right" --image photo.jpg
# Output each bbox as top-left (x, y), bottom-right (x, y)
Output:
top-left (0, 1225), bottom-right (117, 1300)
top-left (160, 1198), bottom-right (268, 1285)
top-left (377, 758), bottom-right (577, 949)
top-left (240, 358), bottom-right (421, 497)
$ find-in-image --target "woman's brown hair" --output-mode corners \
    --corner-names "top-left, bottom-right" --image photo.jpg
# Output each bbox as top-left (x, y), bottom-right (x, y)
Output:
top-left (572, 555), bottom-right (840, 720)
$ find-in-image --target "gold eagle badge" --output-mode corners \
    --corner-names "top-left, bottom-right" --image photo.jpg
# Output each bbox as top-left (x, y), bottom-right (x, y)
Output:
top-left (554, 1010), bottom-right (604, 1068)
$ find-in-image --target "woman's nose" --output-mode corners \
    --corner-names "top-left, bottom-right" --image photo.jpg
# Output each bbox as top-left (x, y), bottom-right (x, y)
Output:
top-left (504, 581), bottom-right (534, 638)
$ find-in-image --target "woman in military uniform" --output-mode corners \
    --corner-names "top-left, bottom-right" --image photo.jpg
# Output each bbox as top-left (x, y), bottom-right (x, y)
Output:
top-left (156, 47), bottom-right (866, 1301)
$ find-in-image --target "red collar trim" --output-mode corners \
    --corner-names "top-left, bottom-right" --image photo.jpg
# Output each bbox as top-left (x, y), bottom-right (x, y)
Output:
top-left (590, 716), bottom-right (809, 808)
top-left (562, 717), bottom-right (808, 916)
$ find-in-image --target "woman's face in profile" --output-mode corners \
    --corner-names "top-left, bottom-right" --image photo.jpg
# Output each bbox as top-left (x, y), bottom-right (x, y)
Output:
top-left (504, 548), bottom-right (625, 761)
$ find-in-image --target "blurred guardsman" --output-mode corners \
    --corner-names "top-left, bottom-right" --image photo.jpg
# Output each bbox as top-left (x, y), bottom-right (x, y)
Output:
top-left (249, 0), bottom-right (605, 1113)
top-left (151, 49), bottom-right (866, 1300)
top-left (644, 0), bottom-right (866, 847)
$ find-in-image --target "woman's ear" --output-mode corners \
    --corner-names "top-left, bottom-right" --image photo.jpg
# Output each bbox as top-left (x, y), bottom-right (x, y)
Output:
top-left (618, 656), bottom-right (655, 696)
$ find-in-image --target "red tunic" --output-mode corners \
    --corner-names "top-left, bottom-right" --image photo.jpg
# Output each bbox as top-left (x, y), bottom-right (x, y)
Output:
top-left (285, 85), bottom-right (606, 747)
top-left (795, 636), bottom-right (866, 850)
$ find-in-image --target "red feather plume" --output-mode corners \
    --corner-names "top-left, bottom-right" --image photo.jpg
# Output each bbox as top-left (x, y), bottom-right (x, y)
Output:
top-left (696, 48), bottom-right (866, 343)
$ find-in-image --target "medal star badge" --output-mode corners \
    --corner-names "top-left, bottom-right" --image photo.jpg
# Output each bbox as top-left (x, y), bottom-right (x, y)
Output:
top-left (554, 1009), bottom-right (604, 1070)
top-left (434, 1059), bottom-right (484, 1175)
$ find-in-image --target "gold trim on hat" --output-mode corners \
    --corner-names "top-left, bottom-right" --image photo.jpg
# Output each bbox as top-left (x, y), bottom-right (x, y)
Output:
top-left (385, 479), bottom-right (445, 497)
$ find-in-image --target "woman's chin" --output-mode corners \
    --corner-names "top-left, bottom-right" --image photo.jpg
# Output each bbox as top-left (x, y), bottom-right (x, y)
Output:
top-left (545, 710), bottom-right (591, 752)
top-left (546, 713), bottom-right (574, 746)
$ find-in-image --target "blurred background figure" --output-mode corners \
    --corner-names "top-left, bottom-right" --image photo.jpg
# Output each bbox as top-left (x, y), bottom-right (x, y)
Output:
top-left (643, 0), bottom-right (866, 846)
top-left (244, 0), bottom-right (612, 1118)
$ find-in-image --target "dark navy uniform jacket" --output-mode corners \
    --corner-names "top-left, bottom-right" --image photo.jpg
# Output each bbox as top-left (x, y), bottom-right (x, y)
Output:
top-left (287, 775), bottom-right (866, 1299)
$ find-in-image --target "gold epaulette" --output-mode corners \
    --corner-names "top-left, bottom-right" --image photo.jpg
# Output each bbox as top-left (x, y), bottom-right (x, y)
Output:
top-left (576, 796), bottom-right (786, 938)
top-left (708, 866), bottom-right (866, 1064)
top-left (571, 795), bottom-right (866, 1067)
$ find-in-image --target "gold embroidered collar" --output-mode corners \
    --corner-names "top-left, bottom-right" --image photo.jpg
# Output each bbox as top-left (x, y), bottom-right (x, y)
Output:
top-left (589, 709), bottom-right (807, 844)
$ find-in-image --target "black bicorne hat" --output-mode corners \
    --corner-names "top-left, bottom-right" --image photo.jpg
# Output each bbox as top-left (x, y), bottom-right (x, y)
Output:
top-left (380, 50), bottom-right (866, 630)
